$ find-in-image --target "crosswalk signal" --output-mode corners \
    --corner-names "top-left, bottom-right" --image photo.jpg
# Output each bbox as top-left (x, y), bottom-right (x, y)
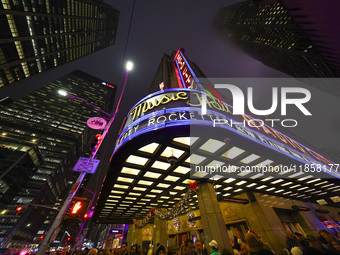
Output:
top-left (67, 197), bottom-right (91, 219)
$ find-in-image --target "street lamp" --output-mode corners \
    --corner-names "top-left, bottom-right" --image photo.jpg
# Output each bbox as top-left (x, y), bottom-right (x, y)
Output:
top-left (114, 60), bottom-right (134, 115)
top-left (126, 61), bottom-right (133, 71)
top-left (57, 90), bottom-right (68, 97)
top-left (37, 61), bottom-right (134, 255)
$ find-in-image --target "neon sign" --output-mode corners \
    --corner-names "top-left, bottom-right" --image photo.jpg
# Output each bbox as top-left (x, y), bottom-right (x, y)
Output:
top-left (129, 91), bottom-right (189, 121)
top-left (173, 49), bottom-right (221, 106)
top-left (173, 49), bottom-right (203, 89)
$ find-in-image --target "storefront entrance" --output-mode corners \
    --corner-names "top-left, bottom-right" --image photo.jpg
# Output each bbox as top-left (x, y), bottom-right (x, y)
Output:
top-left (274, 208), bottom-right (306, 235)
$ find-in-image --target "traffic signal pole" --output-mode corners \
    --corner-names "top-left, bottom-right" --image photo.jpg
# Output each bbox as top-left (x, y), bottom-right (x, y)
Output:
top-left (36, 172), bottom-right (86, 255)
top-left (37, 65), bottom-right (132, 255)
top-left (37, 99), bottom-right (116, 255)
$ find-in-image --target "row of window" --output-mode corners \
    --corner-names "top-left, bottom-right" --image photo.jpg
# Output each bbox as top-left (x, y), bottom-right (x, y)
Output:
top-left (1, 14), bottom-right (114, 39)
top-left (0, 49), bottom-right (79, 87)
top-left (1, 0), bottom-right (116, 20)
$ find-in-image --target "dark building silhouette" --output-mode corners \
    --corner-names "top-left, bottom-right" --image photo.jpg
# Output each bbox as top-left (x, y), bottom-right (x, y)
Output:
top-left (0, 0), bottom-right (119, 89)
top-left (0, 70), bottom-right (116, 247)
top-left (215, 0), bottom-right (340, 96)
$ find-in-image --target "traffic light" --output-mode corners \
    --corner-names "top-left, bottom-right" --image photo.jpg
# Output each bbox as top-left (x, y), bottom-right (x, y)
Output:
top-left (67, 197), bottom-right (91, 219)
top-left (90, 134), bottom-right (103, 150)
top-left (40, 235), bottom-right (44, 240)
top-left (83, 213), bottom-right (88, 219)
top-left (15, 206), bottom-right (23, 215)
top-left (67, 237), bottom-right (71, 241)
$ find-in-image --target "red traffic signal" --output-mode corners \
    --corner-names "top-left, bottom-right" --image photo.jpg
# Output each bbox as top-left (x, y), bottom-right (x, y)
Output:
top-left (15, 206), bottom-right (23, 215)
top-left (40, 235), bottom-right (44, 240)
top-left (83, 213), bottom-right (88, 219)
top-left (90, 134), bottom-right (103, 150)
top-left (67, 237), bottom-right (71, 241)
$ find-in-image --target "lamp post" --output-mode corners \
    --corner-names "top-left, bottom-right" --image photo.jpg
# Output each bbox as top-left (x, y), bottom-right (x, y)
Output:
top-left (36, 61), bottom-right (133, 255)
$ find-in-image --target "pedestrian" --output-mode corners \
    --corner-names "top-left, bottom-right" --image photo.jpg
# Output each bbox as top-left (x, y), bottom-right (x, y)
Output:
top-left (331, 240), bottom-right (340, 254)
top-left (195, 240), bottom-right (205, 255)
top-left (208, 240), bottom-right (220, 255)
top-left (290, 247), bottom-right (303, 255)
top-left (185, 240), bottom-right (195, 255)
top-left (178, 244), bottom-right (186, 255)
top-left (156, 246), bottom-right (165, 255)
top-left (130, 245), bottom-right (139, 255)
top-left (121, 242), bottom-right (128, 255)
top-left (293, 232), bottom-right (309, 250)
top-left (87, 249), bottom-right (98, 255)
top-left (239, 242), bottom-right (247, 255)
top-left (303, 233), bottom-right (330, 255)
top-left (103, 248), bottom-right (111, 255)
top-left (285, 230), bottom-right (299, 252)
top-left (165, 247), bottom-right (172, 255)
top-left (147, 244), bottom-right (153, 255)
top-left (319, 230), bottom-right (337, 252)
top-left (244, 232), bottom-right (274, 255)
top-left (220, 249), bottom-right (232, 255)
top-left (231, 236), bottom-right (241, 255)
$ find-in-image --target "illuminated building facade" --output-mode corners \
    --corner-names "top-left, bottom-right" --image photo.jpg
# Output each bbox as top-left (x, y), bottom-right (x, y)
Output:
top-left (0, 0), bottom-right (119, 88)
top-left (95, 49), bottom-right (340, 253)
top-left (0, 70), bottom-right (116, 246)
top-left (215, 0), bottom-right (340, 96)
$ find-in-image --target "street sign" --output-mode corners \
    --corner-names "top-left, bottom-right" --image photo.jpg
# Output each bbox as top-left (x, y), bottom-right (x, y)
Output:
top-left (69, 182), bottom-right (80, 193)
top-left (109, 229), bottom-right (121, 235)
top-left (87, 117), bottom-right (107, 130)
top-left (73, 157), bottom-right (100, 174)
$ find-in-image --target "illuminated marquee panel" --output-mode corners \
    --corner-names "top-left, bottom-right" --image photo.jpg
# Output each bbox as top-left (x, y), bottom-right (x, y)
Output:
top-left (115, 89), bottom-right (338, 176)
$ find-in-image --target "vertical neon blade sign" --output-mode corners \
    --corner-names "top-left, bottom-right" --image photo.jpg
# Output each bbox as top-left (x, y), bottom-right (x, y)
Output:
top-left (173, 49), bottom-right (203, 89)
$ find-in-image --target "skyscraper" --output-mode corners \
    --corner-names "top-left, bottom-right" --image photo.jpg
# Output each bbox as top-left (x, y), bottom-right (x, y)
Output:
top-left (215, 0), bottom-right (340, 82)
top-left (0, 70), bottom-right (116, 247)
top-left (0, 0), bottom-right (119, 88)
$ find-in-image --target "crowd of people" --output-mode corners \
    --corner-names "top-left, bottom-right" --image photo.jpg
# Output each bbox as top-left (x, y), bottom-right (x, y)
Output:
top-left (67, 229), bottom-right (340, 255)
top-left (284, 229), bottom-right (340, 255)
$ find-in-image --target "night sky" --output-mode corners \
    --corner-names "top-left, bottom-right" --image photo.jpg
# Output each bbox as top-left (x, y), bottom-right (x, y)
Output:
top-left (1, 0), bottom-right (339, 156)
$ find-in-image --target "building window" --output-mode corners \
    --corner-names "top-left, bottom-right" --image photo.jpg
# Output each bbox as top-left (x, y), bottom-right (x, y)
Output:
top-left (0, 180), bottom-right (9, 194)
top-left (1, 0), bottom-right (11, 9)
